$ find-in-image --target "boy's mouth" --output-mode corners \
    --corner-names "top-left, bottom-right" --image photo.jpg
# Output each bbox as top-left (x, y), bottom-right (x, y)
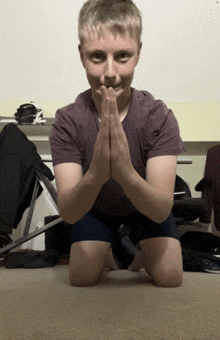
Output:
top-left (96, 84), bottom-right (122, 96)
top-left (105, 84), bottom-right (120, 91)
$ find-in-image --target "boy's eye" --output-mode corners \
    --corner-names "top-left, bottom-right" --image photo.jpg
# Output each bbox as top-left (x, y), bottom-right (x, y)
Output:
top-left (116, 53), bottom-right (130, 63)
top-left (90, 53), bottom-right (105, 63)
top-left (88, 51), bottom-right (132, 63)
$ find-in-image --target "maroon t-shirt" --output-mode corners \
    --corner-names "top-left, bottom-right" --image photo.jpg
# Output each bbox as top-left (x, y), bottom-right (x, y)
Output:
top-left (50, 88), bottom-right (186, 217)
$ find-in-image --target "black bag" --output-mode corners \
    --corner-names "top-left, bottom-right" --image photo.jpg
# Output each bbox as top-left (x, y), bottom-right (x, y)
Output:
top-left (180, 231), bottom-right (220, 253)
top-left (180, 231), bottom-right (220, 272)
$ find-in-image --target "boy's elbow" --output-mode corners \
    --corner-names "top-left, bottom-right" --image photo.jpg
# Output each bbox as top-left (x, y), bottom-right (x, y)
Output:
top-left (59, 204), bottom-right (79, 225)
top-left (60, 211), bottom-right (74, 225)
top-left (153, 199), bottom-right (174, 224)
top-left (57, 198), bottom-right (74, 225)
top-left (58, 200), bottom-right (87, 225)
top-left (154, 212), bottom-right (171, 224)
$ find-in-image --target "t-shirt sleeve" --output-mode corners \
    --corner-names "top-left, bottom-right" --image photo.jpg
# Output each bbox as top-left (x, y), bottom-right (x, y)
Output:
top-left (49, 108), bottom-right (83, 167)
top-left (146, 100), bottom-right (186, 160)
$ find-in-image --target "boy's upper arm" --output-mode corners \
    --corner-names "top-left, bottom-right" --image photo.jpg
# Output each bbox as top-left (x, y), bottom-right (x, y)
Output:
top-left (54, 163), bottom-right (83, 198)
top-left (146, 155), bottom-right (177, 199)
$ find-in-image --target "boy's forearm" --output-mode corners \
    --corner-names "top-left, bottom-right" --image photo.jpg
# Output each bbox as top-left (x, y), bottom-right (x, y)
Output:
top-left (121, 171), bottom-right (174, 224)
top-left (58, 170), bottom-right (102, 225)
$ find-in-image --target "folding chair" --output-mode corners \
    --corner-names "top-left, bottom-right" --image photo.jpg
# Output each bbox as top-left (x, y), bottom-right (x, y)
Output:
top-left (0, 171), bottom-right (62, 255)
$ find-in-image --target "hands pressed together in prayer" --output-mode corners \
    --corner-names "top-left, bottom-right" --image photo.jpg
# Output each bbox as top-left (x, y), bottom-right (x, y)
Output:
top-left (90, 86), bottom-right (134, 187)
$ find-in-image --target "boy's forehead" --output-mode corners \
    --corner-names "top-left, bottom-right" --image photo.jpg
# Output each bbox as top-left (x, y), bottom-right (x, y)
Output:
top-left (82, 28), bottom-right (139, 50)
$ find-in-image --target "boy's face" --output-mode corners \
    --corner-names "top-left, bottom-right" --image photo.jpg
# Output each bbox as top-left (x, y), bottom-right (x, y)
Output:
top-left (79, 30), bottom-right (141, 106)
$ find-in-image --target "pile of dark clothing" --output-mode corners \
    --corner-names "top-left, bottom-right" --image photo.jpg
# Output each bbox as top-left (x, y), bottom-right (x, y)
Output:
top-left (3, 248), bottom-right (59, 269)
top-left (180, 231), bottom-right (220, 273)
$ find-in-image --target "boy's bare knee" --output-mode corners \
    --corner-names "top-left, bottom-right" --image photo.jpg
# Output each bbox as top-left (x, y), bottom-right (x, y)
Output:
top-left (153, 269), bottom-right (183, 288)
top-left (69, 269), bottom-right (102, 287)
top-left (68, 240), bottom-right (111, 287)
top-left (69, 276), bottom-right (99, 287)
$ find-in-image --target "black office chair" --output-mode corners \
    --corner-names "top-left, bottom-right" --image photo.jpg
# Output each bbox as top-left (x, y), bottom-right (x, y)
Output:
top-left (172, 175), bottom-right (212, 228)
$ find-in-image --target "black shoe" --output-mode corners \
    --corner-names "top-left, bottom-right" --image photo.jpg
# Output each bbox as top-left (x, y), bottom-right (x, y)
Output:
top-left (111, 226), bottom-right (135, 269)
top-left (209, 247), bottom-right (220, 258)
top-left (0, 232), bottom-right (12, 248)
top-left (201, 258), bottom-right (220, 273)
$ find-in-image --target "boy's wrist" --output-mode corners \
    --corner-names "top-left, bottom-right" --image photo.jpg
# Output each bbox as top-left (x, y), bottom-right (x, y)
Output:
top-left (119, 169), bottom-right (139, 193)
top-left (86, 168), bottom-right (106, 189)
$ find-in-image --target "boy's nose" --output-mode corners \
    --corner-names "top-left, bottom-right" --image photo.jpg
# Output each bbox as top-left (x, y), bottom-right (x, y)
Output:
top-left (104, 59), bottom-right (117, 83)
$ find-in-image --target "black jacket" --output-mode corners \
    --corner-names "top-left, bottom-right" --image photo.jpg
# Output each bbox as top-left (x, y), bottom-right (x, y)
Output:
top-left (0, 123), bottom-right (54, 234)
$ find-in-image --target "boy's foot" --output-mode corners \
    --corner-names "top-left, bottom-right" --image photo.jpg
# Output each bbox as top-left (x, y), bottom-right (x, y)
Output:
top-left (111, 227), bottom-right (136, 269)
top-left (127, 250), bottom-right (145, 272)
top-left (0, 231), bottom-right (12, 248)
top-left (104, 248), bottom-right (120, 270)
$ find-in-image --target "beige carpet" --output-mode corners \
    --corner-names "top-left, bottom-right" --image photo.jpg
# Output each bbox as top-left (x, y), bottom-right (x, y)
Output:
top-left (0, 266), bottom-right (220, 340)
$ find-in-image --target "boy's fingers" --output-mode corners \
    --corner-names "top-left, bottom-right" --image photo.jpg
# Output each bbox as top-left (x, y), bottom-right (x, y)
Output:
top-left (99, 113), bottom-right (110, 140)
top-left (110, 96), bottom-right (118, 118)
top-left (110, 114), bottom-right (115, 143)
top-left (107, 87), bottom-right (118, 117)
top-left (101, 85), bottom-right (108, 99)
top-left (107, 87), bottom-right (116, 100)
top-left (100, 86), bottom-right (118, 122)
top-left (99, 114), bottom-right (110, 150)
top-left (101, 86), bottom-right (109, 118)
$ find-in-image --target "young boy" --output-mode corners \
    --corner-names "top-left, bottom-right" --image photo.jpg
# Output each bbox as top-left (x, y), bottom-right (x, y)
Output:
top-left (50, 0), bottom-right (186, 288)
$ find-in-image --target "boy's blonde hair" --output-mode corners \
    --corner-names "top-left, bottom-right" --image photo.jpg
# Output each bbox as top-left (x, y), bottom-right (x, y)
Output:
top-left (78, 0), bottom-right (142, 45)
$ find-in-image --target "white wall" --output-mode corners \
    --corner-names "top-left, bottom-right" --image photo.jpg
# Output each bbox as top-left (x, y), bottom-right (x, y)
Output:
top-left (0, 0), bottom-right (220, 105)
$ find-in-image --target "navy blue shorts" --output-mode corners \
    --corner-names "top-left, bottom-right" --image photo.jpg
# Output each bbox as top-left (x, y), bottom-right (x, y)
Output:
top-left (70, 210), bottom-right (180, 247)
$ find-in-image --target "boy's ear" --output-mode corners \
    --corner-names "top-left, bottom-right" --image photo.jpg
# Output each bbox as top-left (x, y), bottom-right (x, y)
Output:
top-left (139, 42), bottom-right (142, 54)
top-left (78, 44), bottom-right (85, 68)
top-left (135, 42), bottom-right (142, 66)
top-left (137, 42), bottom-right (142, 63)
